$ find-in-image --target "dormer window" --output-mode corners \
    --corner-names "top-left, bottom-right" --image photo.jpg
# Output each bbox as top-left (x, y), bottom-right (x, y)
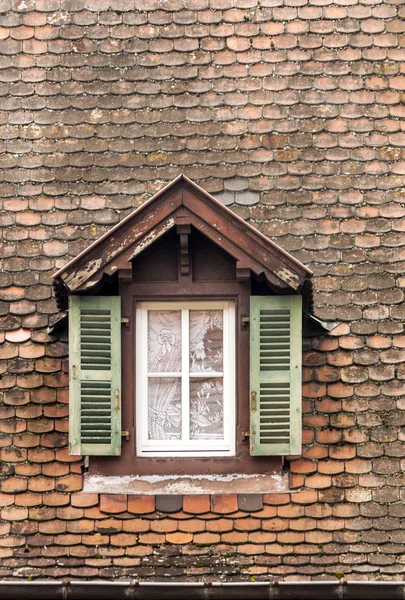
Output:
top-left (53, 175), bottom-right (313, 494)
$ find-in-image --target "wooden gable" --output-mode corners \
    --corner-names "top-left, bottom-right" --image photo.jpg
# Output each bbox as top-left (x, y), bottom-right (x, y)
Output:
top-left (53, 175), bottom-right (312, 303)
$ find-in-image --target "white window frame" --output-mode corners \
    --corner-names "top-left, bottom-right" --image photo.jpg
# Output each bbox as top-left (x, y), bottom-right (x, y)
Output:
top-left (136, 300), bottom-right (236, 457)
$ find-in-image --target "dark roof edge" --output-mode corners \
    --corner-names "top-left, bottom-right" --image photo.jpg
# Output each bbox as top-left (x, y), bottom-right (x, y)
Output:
top-left (0, 580), bottom-right (403, 600)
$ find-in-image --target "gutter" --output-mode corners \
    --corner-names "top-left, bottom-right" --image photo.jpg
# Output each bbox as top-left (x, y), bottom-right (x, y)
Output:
top-left (0, 580), bottom-right (404, 600)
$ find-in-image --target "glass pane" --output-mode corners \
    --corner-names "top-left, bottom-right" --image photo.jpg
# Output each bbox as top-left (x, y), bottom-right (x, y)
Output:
top-left (148, 310), bottom-right (181, 373)
top-left (190, 377), bottom-right (224, 440)
top-left (189, 310), bottom-right (223, 373)
top-left (148, 377), bottom-right (181, 440)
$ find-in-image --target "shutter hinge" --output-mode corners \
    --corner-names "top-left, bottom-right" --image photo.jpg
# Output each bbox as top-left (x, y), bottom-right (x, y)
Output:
top-left (241, 315), bottom-right (249, 330)
top-left (114, 390), bottom-right (120, 411)
top-left (121, 317), bottom-right (130, 327)
top-left (121, 430), bottom-right (130, 440)
top-left (251, 390), bottom-right (257, 412)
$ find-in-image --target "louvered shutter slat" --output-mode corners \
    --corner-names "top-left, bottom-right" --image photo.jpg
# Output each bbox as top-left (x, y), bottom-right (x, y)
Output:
top-left (250, 296), bottom-right (302, 456)
top-left (69, 296), bottom-right (121, 456)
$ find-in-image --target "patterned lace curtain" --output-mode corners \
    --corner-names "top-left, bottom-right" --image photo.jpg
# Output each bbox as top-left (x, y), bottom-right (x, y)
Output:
top-left (147, 310), bottom-right (224, 442)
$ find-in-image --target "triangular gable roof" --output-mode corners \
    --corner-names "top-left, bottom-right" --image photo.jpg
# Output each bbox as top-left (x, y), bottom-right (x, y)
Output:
top-left (53, 175), bottom-right (312, 303)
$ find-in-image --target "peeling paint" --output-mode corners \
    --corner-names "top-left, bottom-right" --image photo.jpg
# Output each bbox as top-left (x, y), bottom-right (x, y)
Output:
top-left (275, 267), bottom-right (300, 289)
top-left (128, 219), bottom-right (175, 261)
top-left (83, 472), bottom-right (291, 496)
top-left (64, 258), bottom-right (103, 291)
top-left (79, 277), bottom-right (102, 290)
top-left (55, 179), bottom-right (310, 303)
top-left (63, 220), bottom-right (175, 294)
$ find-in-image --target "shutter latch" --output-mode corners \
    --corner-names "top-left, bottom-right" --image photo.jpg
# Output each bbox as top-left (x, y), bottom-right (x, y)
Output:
top-left (241, 315), bottom-right (250, 330)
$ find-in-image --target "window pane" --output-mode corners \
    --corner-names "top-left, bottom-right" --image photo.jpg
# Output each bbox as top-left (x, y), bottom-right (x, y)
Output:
top-left (148, 377), bottom-right (181, 440)
top-left (189, 310), bottom-right (223, 373)
top-left (148, 310), bottom-right (181, 372)
top-left (190, 377), bottom-right (224, 440)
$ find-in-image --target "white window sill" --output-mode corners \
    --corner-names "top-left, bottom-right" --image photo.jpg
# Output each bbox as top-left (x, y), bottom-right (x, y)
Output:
top-left (83, 471), bottom-right (291, 496)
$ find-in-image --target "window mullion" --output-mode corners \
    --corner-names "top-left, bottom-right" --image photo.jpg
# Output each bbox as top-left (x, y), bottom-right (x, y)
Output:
top-left (139, 305), bottom-right (148, 453)
top-left (181, 308), bottom-right (190, 443)
top-left (223, 302), bottom-right (229, 449)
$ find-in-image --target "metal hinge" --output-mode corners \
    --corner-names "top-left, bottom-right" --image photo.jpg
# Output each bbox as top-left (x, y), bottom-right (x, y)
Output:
top-left (251, 390), bottom-right (257, 412)
top-left (121, 317), bottom-right (130, 327)
top-left (121, 430), bottom-right (130, 440)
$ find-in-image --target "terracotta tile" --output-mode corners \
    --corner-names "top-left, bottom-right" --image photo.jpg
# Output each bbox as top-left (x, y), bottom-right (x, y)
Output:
top-left (71, 493), bottom-right (99, 508)
top-left (178, 519), bottom-right (206, 533)
top-left (183, 494), bottom-right (210, 514)
top-left (234, 517), bottom-right (261, 532)
top-left (249, 531), bottom-right (277, 543)
top-left (263, 493), bottom-right (291, 506)
top-left (54, 474), bottom-right (82, 493)
top-left (150, 519), bottom-right (177, 533)
top-left (206, 518), bottom-right (233, 533)
top-left (110, 533), bottom-right (138, 547)
top-left (211, 494), bottom-right (238, 514)
top-left (99, 494), bottom-right (128, 515)
top-left (166, 532), bottom-right (193, 545)
top-left (96, 518), bottom-right (123, 534)
top-left (5, 328), bottom-right (31, 343)
top-left (122, 518), bottom-right (150, 533)
top-left (138, 532), bottom-right (165, 545)
top-left (127, 495), bottom-right (155, 515)
top-left (221, 531), bottom-right (249, 544)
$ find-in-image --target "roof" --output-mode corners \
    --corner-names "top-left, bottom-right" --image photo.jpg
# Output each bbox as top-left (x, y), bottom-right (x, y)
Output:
top-left (53, 175), bottom-right (312, 306)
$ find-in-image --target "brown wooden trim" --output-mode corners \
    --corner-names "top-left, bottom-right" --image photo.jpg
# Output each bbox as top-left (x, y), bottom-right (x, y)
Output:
top-left (64, 185), bottom-right (183, 291)
top-left (181, 175), bottom-right (312, 275)
top-left (182, 190), bottom-right (300, 289)
top-left (89, 277), bottom-right (282, 478)
top-left (53, 174), bottom-right (184, 280)
top-left (54, 176), bottom-right (311, 305)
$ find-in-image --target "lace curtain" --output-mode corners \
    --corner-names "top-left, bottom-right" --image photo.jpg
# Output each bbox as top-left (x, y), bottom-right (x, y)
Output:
top-left (147, 310), bottom-right (224, 442)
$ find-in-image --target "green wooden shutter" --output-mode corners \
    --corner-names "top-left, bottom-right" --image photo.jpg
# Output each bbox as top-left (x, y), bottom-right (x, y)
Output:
top-left (69, 296), bottom-right (121, 456)
top-left (250, 295), bottom-right (302, 456)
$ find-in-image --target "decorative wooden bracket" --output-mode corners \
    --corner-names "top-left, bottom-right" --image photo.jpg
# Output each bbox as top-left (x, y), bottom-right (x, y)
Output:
top-left (236, 260), bottom-right (251, 283)
top-left (117, 265), bottom-right (132, 284)
top-left (176, 224), bottom-right (191, 276)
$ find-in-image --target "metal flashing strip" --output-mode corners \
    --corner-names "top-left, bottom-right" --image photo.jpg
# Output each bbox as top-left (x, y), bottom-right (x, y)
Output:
top-left (0, 580), bottom-right (405, 600)
top-left (305, 313), bottom-right (340, 334)
top-left (306, 313), bottom-right (341, 333)
top-left (82, 471), bottom-right (291, 495)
